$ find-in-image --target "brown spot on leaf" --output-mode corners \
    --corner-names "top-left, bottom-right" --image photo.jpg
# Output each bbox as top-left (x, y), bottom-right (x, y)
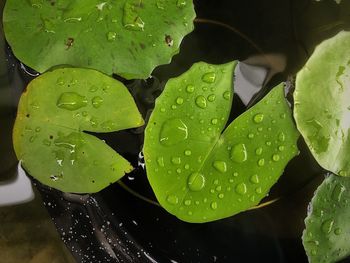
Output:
top-left (165, 35), bottom-right (173, 47)
top-left (65, 37), bottom-right (74, 50)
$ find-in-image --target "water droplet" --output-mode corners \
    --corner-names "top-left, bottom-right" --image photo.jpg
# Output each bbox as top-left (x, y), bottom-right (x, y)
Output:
top-left (218, 193), bottom-right (224, 199)
top-left (223, 91), bottom-right (231, 100)
top-left (184, 150), bottom-right (192, 156)
top-left (257, 159), bottom-right (265, 166)
top-left (89, 85), bottom-right (98, 92)
top-left (213, 161), bottom-right (227, 173)
top-left (321, 219), bottom-right (334, 234)
top-left (250, 174), bottom-right (259, 184)
top-left (186, 85), bottom-right (195, 93)
top-left (339, 170), bottom-right (347, 176)
top-left (266, 141), bottom-right (272, 146)
top-left (278, 145), bottom-right (285, 152)
top-left (177, 0), bottom-right (186, 8)
top-left (332, 183), bottom-right (346, 202)
top-left (92, 96), bottom-right (103, 108)
top-left (215, 185), bottom-right (222, 191)
top-left (202, 72), bottom-right (216, 83)
top-left (35, 127), bottom-right (41, 132)
top-left (176, 97), bottom-right (184, 105)
top-left (122, 1), bottom-right (145, 31)
top-left (171, 157), bottom-right (181, 165)
top-left (233, 172), bottom-right (238, 177)
top-left (187, 173), bottom-right (205, 192)
top-left (280, 113), bottom-right (286, 119)
top-left (29, 136), bottom-right (36, 143)
top-left (230, 143), bottom-right (247, 163)
top-left (235, 183), bottom-right (247, 195)
top-left (195, 96), bottom-right (207, 109)
top-left (247, 133), bottom-right (254, 139)
top-left (207, 94), bottom-right (216, 102)
top-left (210, 201), bottom-right (218, 210)
top-left (211, 118), bottom-right (218, 125)
top-left (184, 199), bottom-right (191, 206)
top-left (160, 107), bottom-right (166, 113)
top-left (253, 113), bottom-right (264, 123)
top-left (166, 195), bottom-right (178, 205)
top-left (107, 31), bottom-right (117, 41)
top-left (57, 92), bottom-right (88, 111)
top-left (56, 77), bottom-right (65, 85)
top-left (334, 227), bottom-right (342, 235)
top-left (278, 132), bottom-right (286, 142)
top-left (157, 157), bottom-right (164, 167)
top-left (255, 187), bottom-right (262, 194)
top-left (101, 120), bottom-right (115, 130)
top-left (176, 168), bottom-right (182, 174)
top-left (272, 154), bottom-right (280, 162)
top-left (159, 119), bottom-right (188, 146)
top-left (255, 147), bottom-right (263, 155)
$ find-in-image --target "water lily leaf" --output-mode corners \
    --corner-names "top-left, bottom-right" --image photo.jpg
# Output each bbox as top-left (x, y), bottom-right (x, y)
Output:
top-left (143, 61), bottom-right (299, 223)
top-left (3, 0), bottom-right (195, 79)
top-left (294, 31), bottom-right (350, 177)
top-left (303, 174), bottom-right (350, 263)
top-left (13, 68), bottom-right (144, 193)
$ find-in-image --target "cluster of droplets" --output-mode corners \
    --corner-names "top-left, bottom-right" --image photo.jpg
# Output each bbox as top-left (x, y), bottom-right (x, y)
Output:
top-left (54, 77), bottom-right (120, 130)
top-left (158, 90), bottom-right (294, 217)
top-left (305, 180), bottom-right (347, 258)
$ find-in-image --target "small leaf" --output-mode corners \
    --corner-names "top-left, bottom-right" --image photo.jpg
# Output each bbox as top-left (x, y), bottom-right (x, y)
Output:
top-left (303, 174), bottom-right (350, 263)
top-left (3, 0), bottom-right (195, 79)
top-left (13, 68), bottom-right (144, 193)
top-left (143, 61), bottom-right (299, 223)
top-left (294, 31), bottom-right (350, 177)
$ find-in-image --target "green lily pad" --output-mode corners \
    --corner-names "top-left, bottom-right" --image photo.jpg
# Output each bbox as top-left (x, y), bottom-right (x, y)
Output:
top-left (13, 68), bottom-right (144, 193)
top-left (303, 174), bottom-right (350, 263)
top-left (3, 0), bottom-right (195, 79)
top-left (294, 31), bottom-right (350, 177)
top-left (143, 61), bottom-right (300, 223)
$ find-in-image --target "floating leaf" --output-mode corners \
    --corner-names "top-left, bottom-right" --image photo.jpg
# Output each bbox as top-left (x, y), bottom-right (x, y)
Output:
top-left (13, 68), bottom-right (144, 193)
top-left (303, 174), bottom-right (350, 263)
top-left (143, 61), bottom-right (299, 223)
top-left (294, 31), bottom-right (350, 177)
top-left (3, 0), bottom-right (195, 79)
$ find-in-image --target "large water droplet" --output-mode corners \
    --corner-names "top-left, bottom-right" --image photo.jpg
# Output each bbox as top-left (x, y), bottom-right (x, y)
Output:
top-left (195, 96), bottom-right (207, 109)
top-left (159, 119), bottom-right (188, 146)
top-left (167, 194), bottom-right (178, 205)
top-left (210, 201), bottom-right (218, 210)
top-left (92, 96), bottom-right (103, 108)
top-left (223, 91), bottom-right (231, 100)
top-left (213, 161), bottom-right (227, 173)
top-left (57, 92), bottom-right (88, 111)
top-left (235, 183), bottom-right (247, 195)
top-left (123, 1), bottom-right (145, 31)
top-left (230, 143), bottom-right (247, 163)
top-left (186, 85), bottom-right (195, 93)
top-left (253, 113), bottom-right (264, 123)
top-left (321, 219), bottom-right (334, 234)
top-left (207, 94), bottom-right (216, 102)
top-left (157, 156), bottom-right (165, 167)
top-left (171, 156), bottom-right (181, 165)
top-left (250, 174), bottom-right (259, 184)
top-left (187, 173), bottom-right (205, 192)
top-left (202, 72), bottom-right (216, 83)
top-left (331, 183), bottom-right (346, 202)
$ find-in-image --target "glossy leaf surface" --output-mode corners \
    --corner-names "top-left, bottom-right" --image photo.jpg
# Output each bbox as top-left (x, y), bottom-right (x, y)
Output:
top-left (13, 68), bottom-right (144, 193)
top-left (3, 0), bottom-right (195, 79)
top-left (294, 31), bottom-right (350, 177)
top-left (303, 174), bottom-right (350, 263)
top-left (144, 61), bottom-right (299, 223)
